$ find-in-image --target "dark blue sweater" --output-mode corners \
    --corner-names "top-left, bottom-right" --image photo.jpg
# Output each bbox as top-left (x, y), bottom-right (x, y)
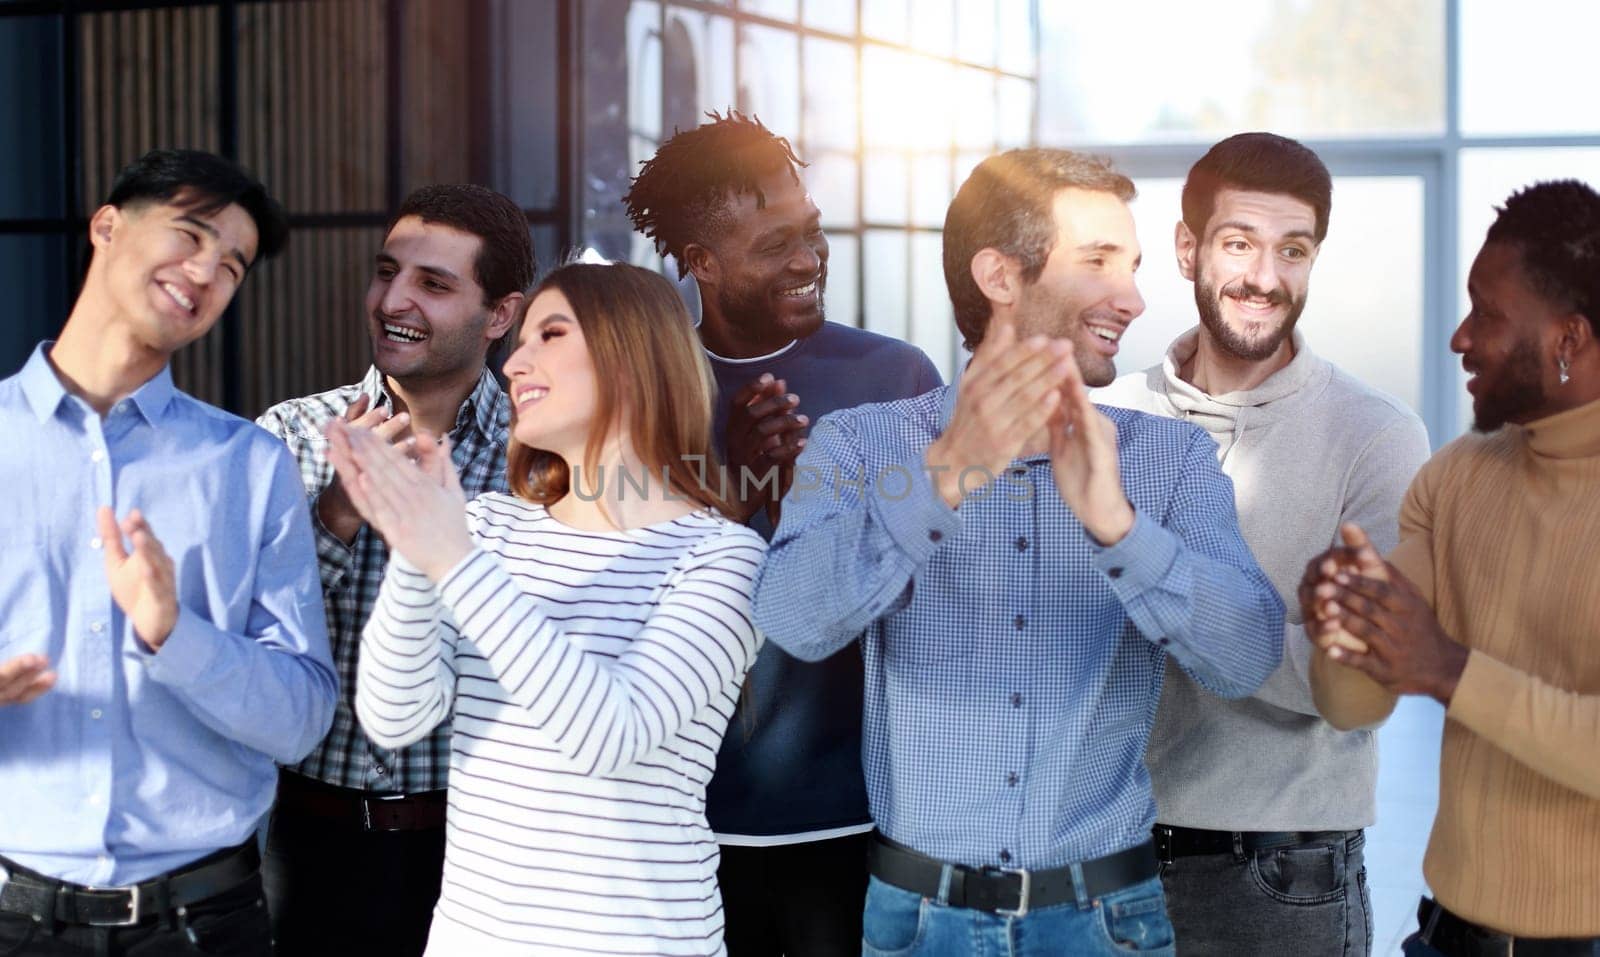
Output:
top-left (704, 321), bottom-right (942, 837)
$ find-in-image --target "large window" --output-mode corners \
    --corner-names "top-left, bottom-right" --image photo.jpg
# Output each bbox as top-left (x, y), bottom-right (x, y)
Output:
top-left (585, 0), bottom-right (1038, 377)
top-left (1043, 0), bottom-right (1600, 447)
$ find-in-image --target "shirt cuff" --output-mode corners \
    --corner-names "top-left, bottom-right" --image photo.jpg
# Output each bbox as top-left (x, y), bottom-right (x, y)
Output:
top-left (137, 606), bottom-right (218, 688)
top-left (1445, 649), bottom-right (1511, 734)
top-left (1092, 508), bottom-right (1178, 596)
top-left (869, 451), bottom-right (963, 568)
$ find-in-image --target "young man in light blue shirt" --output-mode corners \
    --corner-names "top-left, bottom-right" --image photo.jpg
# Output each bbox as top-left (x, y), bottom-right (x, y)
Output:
top-left (0, 149), bottom-right (336, 956)
top-left (753, 148), bottom-right (1284, 956)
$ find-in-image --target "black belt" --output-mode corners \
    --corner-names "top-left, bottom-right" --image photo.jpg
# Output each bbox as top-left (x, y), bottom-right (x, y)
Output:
top-left (1417, 898), bottom-right (1600, 957)
top-left (868, 832), bottom-right (1158, 918)
top-left (1152, 824), bottom-right (1354, 861)
top-left (276, 771), bottom-right (447, 832)
top-left (0, 842), bottom-right (259, 928)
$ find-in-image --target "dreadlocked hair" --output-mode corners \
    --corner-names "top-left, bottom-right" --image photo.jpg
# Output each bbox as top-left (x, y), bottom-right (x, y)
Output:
top-left (623, 109), bottom-right (807, 278)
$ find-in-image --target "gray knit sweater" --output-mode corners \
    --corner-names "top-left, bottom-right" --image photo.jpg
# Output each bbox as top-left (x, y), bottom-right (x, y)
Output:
top-left (1096, 328), bottom-right (1431, 829)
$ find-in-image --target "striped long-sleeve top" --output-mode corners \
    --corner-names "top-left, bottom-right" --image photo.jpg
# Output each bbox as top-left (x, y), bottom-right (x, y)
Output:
top-left (357, 491), bottom-right (766, 956)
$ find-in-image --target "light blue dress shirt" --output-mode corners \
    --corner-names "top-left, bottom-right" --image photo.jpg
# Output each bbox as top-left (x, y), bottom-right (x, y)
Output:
top-left (753, 385), bottom-right (1284, 871)
top-left (0, 344), bottom-right (337, 886)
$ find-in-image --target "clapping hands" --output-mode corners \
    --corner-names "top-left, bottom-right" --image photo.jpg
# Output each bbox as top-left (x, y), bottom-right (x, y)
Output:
top-left (324, 419), bottom-right (475, 582)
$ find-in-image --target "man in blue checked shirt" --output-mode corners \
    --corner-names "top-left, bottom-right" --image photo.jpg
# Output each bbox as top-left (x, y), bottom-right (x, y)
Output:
top-left (753, 148), bottom-right (1284, 956)
top-left (0, 149), bottom-right (336, 956)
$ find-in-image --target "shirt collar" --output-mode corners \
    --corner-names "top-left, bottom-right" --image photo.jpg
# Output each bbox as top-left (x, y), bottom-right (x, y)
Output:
top-left (18, 341), bottom-right (176, 425)
top-left (357, 365), bottom-right (508, 443)
top-left (1520, 393), bottom-right (1600, 459)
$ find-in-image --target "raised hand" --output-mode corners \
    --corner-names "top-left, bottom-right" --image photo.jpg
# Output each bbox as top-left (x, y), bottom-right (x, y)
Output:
top-left (1305, 538), bottom-right (1467, 703)
top-left (925, 318), bottom-right (1074, 508)
top-left (99, 507), bottom-right (180, 650)
top-left (1298, 523), bottom-right (1384, 654)
top-left (326, 419), bottom-right (472, 581)
top-left (1046, 341), bottom-right (1134, 544)
top-left (0, 654), bottom-right (55, 706)
top-left (317, 395), bottom-right (416, 544)
top-left (724, 374), bottom-right (808, 523)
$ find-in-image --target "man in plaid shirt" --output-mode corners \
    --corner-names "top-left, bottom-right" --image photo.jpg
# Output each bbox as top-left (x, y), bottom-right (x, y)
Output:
top-left (255, 184), bottom-right (534, 956)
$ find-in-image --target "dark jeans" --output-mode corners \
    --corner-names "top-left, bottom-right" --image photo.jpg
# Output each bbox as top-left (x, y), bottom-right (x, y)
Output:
top-left (0, 877), bottom-right (271, 957)
top-left (260, 805), bottom-right (444, 957)
top-left (1159, 829), bottom-right (1371, 957)
top-left (717, 832), bottom-right (870, 956)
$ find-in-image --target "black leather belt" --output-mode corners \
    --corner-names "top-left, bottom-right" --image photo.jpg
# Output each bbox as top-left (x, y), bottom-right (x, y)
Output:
top-left (1152, 824), bottom-right (1353, 861)
top-left (868, 832), bottom-right (1158, 918)
top-left (276, 771), bottom-right (447, 832)
top-left (1417, 897), bottom-right (1600, 957)
top-left (0, 842), bottom-right (258, 928)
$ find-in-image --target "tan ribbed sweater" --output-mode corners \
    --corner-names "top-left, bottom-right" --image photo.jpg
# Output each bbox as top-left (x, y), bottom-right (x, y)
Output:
top-left (1312, 396), bottom-right (1600, 937)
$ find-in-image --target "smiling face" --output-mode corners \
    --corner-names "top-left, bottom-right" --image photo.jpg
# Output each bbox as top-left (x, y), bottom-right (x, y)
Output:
top-left (365, 215), bottom-right (500, 383)
top-left (1453, 240), bottom-right (1568, 431)
top-left (1180, 189), bottom-right (1318, 365)
top-left (91, 197), bottom-right (258, 354)
top-left (502, 288), bottom-right (602, 462)
top-left (695, 167), bottom-right (828, 353)
top-left (1012, 187), bottom-right (1145, 387)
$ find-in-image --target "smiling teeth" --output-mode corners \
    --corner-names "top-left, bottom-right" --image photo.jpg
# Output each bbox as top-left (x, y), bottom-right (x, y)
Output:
top-left (517, 386), bottom-right (548, 404)
top-left (779, 281), bottom-right (816, 298)
top-left (162, 282), bottom-right (194, 312)
top-left (383, 323), bottom-right (426, 342)
top-left (1092, 328), bottom-right (1118, 341)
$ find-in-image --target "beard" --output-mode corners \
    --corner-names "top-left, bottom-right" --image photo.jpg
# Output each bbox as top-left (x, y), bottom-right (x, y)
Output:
top-left (715, 270), bottom-right (827, 340)
top-left (1470, 334), bottom-right (1548, 432)
top-left (1195, 275), bottom-right (1306, 362)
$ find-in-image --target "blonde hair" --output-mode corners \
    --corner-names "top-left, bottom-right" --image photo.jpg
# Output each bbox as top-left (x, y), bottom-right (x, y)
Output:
top-left (506, 261), bottom-right (731, 515)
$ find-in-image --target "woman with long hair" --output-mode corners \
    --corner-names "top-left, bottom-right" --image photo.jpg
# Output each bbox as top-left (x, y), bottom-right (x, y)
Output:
top-left (326, 261), bottom-right (765, 956)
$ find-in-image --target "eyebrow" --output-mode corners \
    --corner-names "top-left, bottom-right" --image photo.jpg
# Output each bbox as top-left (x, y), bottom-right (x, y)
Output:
top-left (1211, 220), bottom-right (1317, 243)
top-left (178, 214), bottom-right (252, 274)
top-left (375, 252), bottom-right (462, 284)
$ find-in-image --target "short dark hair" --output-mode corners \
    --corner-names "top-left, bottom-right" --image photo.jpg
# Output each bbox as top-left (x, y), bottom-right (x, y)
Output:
top-left (390, 184), bottom-right (536, 305)
top-left (943, 148), bottom-right (1135, 350)
top-left (1181, 132), bottom-right (1332, 244)
top-left (1485, 179), bottom-right (1600, 337)
top-left (623, 110), bottom-right (807, 278)
top-left (105, 148), bottom-right (289, 262)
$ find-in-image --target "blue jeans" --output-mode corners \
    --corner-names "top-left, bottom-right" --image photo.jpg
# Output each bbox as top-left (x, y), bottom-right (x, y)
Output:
top-left (861, 874), bottom-right (1175, 956)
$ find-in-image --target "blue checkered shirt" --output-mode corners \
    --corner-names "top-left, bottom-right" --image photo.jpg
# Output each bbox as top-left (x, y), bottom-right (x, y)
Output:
top-left (257, 366), bottom-right (509, 793)
top-left (752, 385), bottom-right (1283, 870)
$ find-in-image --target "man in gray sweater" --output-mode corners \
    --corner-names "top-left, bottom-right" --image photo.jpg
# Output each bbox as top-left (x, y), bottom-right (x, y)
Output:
top-left (1097, 133), bottom-right (1431, 956)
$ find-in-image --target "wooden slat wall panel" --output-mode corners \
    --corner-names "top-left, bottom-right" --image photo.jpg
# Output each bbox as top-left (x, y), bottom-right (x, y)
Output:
top-left (79, 6), bottom-right (224, 407)
top-left (76, 0), bottom-right (476, 415)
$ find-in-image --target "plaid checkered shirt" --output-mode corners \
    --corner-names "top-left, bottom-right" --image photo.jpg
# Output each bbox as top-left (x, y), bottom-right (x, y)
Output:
top-left (752, 385), bottom-right (1285, 870)
top-left (257, 365), bottom-right (509, 794)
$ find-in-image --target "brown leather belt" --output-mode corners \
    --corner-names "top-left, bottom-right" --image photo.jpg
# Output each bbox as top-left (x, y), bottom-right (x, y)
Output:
top-left (276, 772), bottom-right (447, 832)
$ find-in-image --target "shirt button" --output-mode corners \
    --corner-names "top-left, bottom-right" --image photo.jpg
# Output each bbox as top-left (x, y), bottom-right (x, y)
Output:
top-left (1013, 615), bottom-right (1026, 631)
top-left (1158, 637), bottom-right (1171, 647)
top-left (90, 621), bottom-right (105, 633)
top-left (97, 855), bottom-right (110, 866)
top-left (90, 537), bottom-right (103, 550)
top-left (999, 849), bottom-right (1012, 864)
top-left (1011, 692), bottom-right (1022, 708)
top-left (87, 793), bottom-right (103, 807)
top-left (1108, 567), bottom-right (1124, 579)
top-left (928, 530), bottom-right (943, 543)
top-left (374, 765), bottom-right (387, 776)
top-left (1015, 536), bottom-right (1028, 552)
top-left (90, 709), bottom-right (103, 720)
top-left (1006, 771), bottom-right (1019, 787)
top-left (90, 449), bottom-right (105, 463)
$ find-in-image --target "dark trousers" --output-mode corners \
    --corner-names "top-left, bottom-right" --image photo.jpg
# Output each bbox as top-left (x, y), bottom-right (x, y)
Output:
top-left (0, 875), bottom-right (271, 957)
top-left (1159, 829), bottom-right (1371, 957)
top-left (717, 832), bottom-right (870, 957)
top-left (260, 805), bottom-right (444, 957)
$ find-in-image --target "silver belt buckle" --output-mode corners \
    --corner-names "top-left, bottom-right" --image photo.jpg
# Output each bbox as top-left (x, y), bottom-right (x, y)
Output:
top-left (994, 866), bottom-right (1031, 919)
top-left (83, 882), bottom-right (141, 927)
